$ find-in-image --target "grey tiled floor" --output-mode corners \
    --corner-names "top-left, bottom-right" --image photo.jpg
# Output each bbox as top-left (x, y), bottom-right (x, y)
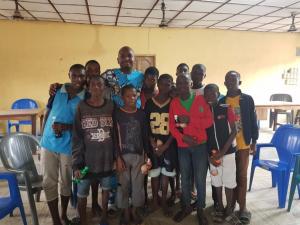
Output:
top-left (1, 126), bottom-right (300, 225)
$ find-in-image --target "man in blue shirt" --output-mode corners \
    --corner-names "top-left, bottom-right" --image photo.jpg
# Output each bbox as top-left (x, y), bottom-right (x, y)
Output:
top-left (41, 64), bottom-right (86, 225)
top-left (101, 46), bottom-right (144, 108)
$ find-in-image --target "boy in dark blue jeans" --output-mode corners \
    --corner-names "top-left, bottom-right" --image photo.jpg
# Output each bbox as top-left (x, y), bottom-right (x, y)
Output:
top-left (169, 75), bottom-right (213, 224)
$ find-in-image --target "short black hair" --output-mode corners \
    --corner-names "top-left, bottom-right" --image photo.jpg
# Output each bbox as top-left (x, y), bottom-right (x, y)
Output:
top-left (204, 83), bottom-right (219, 93)
top-left (177, 63), bottom-right (189, 70)
top-left (158, 74), bottom-right (173, 84)
top-left (69, 64), bottom-right (85, 74)
top-left (192, 64), bottom-right (206, 73)
top-left (226, 70), bottom-right (241, 79)
top-left (121, 84), bottom-right (136, 96)
top-left (145, 66), bottom-right (159, 78)
top-left (85, 60), bottom-right (100, 68)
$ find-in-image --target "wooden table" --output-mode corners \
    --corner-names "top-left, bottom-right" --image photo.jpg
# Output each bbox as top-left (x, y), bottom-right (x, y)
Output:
top-left (256, 102), bottom-right (300, 120)
top-left (0, 108), bottom-right (45, 135)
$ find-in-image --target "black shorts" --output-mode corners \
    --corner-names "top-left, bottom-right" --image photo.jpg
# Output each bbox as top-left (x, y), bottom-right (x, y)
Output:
top-left (149, 141), bottom-right (177, 173)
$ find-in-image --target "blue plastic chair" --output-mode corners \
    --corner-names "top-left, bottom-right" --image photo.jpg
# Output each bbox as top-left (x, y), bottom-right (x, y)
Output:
top-left (249, 124), bottom-right (300, 208)
top-left (0, 172), bottom-right (27, 225)
top-left (8, 98), bottom-right (38, 134)
top-left (287, 155), bottom-right (300, 212)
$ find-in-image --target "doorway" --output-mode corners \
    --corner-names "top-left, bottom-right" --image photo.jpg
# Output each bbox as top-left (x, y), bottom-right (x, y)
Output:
top-left (133, 55), bottom-right (156, 73)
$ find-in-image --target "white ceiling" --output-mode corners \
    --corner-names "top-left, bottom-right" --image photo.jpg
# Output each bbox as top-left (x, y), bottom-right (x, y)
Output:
top-left (1, 0), bottom-right (300, 32)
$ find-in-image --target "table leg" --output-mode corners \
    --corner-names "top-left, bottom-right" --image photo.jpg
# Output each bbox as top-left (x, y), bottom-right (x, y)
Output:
top-left (31, 115), bottom-right (37, 136)
top-left (39, 114), bottom-right (44, 135)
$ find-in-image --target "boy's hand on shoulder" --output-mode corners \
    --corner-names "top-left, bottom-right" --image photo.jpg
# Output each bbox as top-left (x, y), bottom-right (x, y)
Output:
top-left (250, 143), bottom-right (256, 155)
top-left (182, 135), bottom-right (198, 146)
top-left (49, 83), bottom-right (61, 96)
top-left (116, 156), bottom-right (126, 173)
top-left (74, 170), bottom-right (81, 179)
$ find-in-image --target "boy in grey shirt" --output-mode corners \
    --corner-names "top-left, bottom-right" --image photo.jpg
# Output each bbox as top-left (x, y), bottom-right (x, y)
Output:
top-left (72, 75), bottom-right (115, 225)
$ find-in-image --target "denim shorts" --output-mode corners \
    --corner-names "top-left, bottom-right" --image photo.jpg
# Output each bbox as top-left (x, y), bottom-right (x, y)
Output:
top-left (77, 176), bottom-right (111, 198)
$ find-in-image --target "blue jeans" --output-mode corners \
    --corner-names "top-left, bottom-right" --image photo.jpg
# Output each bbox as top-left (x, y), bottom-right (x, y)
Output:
top-left (178, 144), bottom-right (208, 208)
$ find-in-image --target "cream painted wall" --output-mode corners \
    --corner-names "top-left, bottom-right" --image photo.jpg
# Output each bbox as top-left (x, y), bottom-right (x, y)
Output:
top-left (1, 20), bottom-right (300, 133)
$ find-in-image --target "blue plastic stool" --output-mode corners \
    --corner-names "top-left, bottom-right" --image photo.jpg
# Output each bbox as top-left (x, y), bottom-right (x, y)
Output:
top-left (0, 172), bottom-right (27, 225)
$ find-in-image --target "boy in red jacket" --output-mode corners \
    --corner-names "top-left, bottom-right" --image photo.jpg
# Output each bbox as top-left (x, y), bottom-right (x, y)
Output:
top-left (169, 75), bottom-right (212, 225)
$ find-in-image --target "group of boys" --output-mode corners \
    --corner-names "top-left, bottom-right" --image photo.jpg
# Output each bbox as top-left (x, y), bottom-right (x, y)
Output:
top-left (40, 46), bottom-right (258, 225)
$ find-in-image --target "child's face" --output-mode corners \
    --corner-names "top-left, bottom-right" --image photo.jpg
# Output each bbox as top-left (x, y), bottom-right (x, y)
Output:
top-left (118, 48), bottom-right (134, 70)
top-left (204, 88), bottom-right (218, 105)
top-left (122, 88), bottom-right (137, 108)
top-left (69, 69), bottom-right (86, 89)
top-left (191, 67), bottom-right (205, 85)
top-left (224, 74), bottom-right (240, 92)
top-left (144, 74), bottom-right (157, 89)
top-left (176, 76), bottom-right (191, 98)
top-left (86, 63), bottom-right (100, 85)
top-left (157, 78), bottom-right (172, 95)
top-left (89, 79), bottom-right (105, 97)
top-left (176, 65), bottom-right (189, 76)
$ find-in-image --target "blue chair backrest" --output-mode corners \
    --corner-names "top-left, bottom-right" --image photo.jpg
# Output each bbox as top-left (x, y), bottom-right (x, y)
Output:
top-left (11, 99), bottom-right (38, 110)
top-left (271, 125), bottom-right (300, 167)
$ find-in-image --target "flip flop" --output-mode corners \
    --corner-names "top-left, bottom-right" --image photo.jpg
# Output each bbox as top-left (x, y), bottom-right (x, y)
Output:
top-left (62, 217), bottom-right (74, 225)
top-left (239, 211), bottom-right (251, 225)
top-left (225, 213), bottom-right (243, 225)
top-left (213, 210), bottom-right (224, 223)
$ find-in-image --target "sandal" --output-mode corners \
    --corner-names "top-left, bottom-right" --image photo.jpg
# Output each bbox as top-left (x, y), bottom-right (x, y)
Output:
top-left (70, 217), bottom-right (81, 225)
top-left (213, 210), bottom-right (224, 223)
top-left (173, 206), bottom-right (193, 223)
top-left (224, 213), bottom-right (243, 225)
top-left (239, 211), bottom-right (251, 225)
top-left (62, 217), bottom-right (73, 225)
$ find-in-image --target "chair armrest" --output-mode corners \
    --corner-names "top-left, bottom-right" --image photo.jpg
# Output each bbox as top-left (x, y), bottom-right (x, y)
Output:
top-left (6, 167), bottom-right (26, 175)
top-left (254, 143), bottom-right (275, 160)
top-left (0, 171), bottom-right (17, 180)
top-left (256, 143), bottom-right (274, 148)
top-left (0, 172), bottom-right (18, 187)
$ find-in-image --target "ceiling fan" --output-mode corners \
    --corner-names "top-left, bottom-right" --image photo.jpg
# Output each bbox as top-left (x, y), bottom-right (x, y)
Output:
top-left (159, 0), bottom-right (168, 28)
top-left (288, 12), bottom-right (297, 32)
top-left (12, 0), bottom-right (24, 20)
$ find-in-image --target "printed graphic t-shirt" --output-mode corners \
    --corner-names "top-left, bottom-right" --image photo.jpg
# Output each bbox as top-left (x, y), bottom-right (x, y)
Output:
top-left (72, 99), bottom-right (114, 175)
top-left (226, 95), bottom-right (250, 150)
top-left (101, 68), bottom-right (144, 108)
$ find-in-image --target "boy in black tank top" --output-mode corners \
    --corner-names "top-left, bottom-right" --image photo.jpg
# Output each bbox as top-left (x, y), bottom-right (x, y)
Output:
top-left (144, 74), bottom-right (176, 216)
